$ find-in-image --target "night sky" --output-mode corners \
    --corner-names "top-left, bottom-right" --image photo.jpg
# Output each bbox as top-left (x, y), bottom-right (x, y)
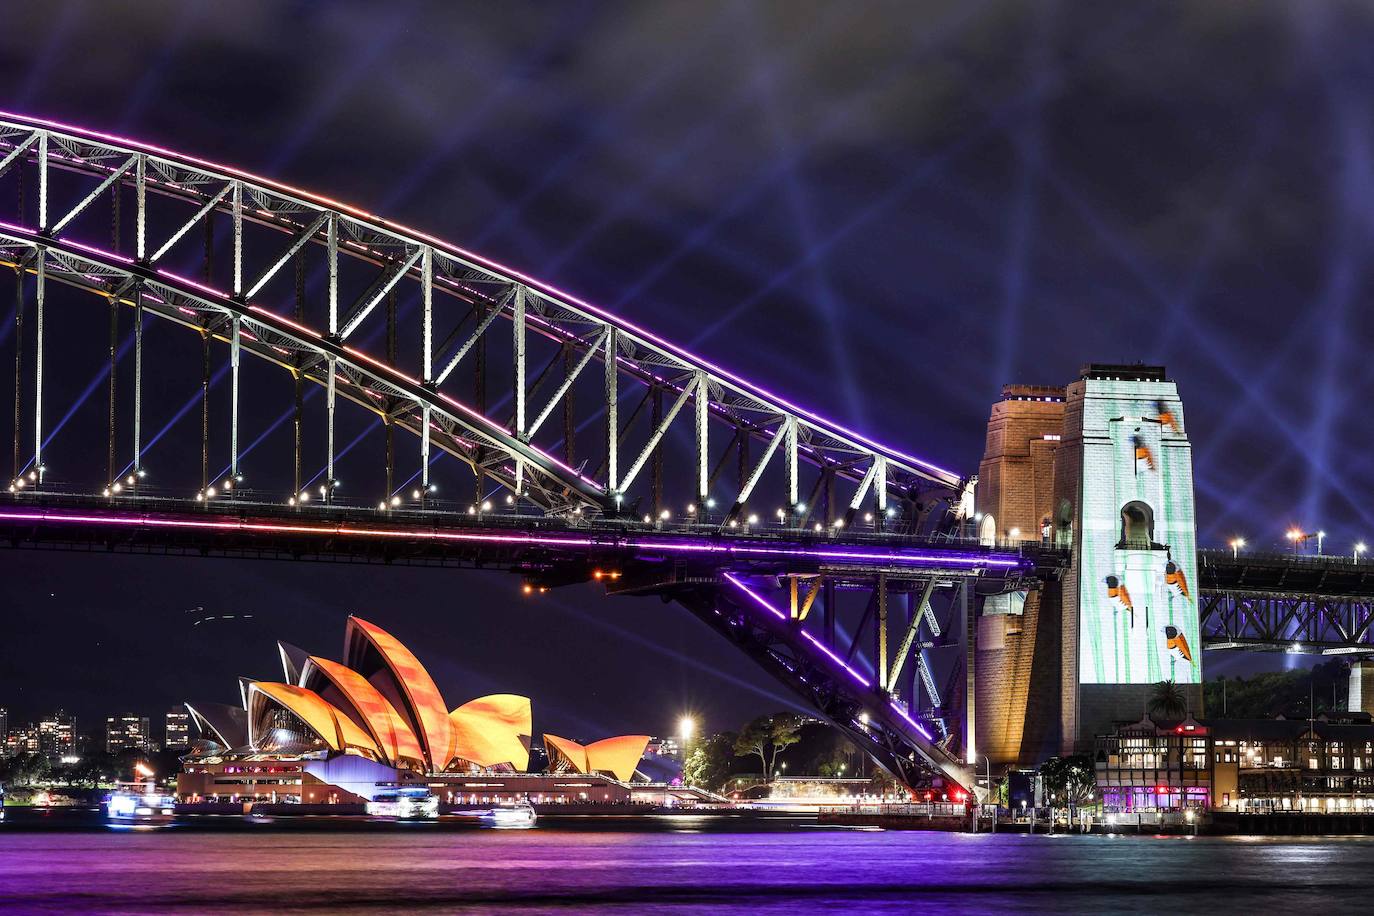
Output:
top-left (0, 1), bottom-right (1368, 735)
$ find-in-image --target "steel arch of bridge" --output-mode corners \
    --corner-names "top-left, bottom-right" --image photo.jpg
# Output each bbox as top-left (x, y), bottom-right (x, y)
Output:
top-left (0, 112), bottom-right (990, 794)
top-left (0, 112), bottom-right (967, 527)
top-left (1198, 550), bottom-right (1374, 656)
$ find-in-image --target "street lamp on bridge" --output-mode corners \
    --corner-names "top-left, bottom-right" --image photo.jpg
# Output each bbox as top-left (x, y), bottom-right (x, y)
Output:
top-left (1229, 537), bottom-right (1246, 559)
top-left (1287, 528), bottom-right (1321, 555)
top-left (1356, 542), bottom-right (1367, 562)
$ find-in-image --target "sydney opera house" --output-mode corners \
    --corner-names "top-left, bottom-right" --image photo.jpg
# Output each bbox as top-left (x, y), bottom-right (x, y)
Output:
top-left (177, 616), bottom-right (665, 807)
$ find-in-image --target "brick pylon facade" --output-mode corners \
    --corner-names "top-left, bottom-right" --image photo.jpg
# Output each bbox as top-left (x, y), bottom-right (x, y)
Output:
top-left (974, 385), bottom-right (1065, 767)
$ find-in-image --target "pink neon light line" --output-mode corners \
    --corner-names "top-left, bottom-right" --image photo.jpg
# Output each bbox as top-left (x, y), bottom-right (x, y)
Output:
top-left (723, 572), bottom-right (874, 689)
top-left (887, 699), bottom-right (935, 742)
top-left (0, 111), bottom-right (959, 484)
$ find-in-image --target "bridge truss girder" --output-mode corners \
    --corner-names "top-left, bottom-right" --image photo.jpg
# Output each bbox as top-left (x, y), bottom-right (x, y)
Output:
top-left (1200, 590), bottom-right (1374, 656)
top-left (0, 113), bottom-right (968, 532)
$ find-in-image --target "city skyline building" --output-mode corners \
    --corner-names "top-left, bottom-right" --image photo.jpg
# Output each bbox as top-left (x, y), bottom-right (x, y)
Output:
top-left (164, 709), bottom-right (191, 750)
top-left (105, 714), bottom-right (152, 755)
top-left (37, 710), bottom-right (76, 761)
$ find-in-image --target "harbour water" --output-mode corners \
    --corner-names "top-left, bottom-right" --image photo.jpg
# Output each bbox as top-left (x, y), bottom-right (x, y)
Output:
top-left (1, 814), bottom-right (1372, 913)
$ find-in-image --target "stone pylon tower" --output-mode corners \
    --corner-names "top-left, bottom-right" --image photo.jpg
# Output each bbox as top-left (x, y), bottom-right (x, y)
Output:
top-left (1055, 365), bottom-right (1202, 752)
top-left (974, 386), bottom-right (1066, 767)
top-left (974, 365), bottom-right (1203, 767)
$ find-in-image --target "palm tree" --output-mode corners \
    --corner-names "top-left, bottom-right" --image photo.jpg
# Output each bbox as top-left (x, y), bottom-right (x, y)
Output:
top-left (1149, 679), bottom-right (1188, 721)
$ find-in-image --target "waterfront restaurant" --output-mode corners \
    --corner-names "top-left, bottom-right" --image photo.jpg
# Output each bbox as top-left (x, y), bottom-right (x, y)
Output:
top-left (1094, 711), bottom-right (1374, 814)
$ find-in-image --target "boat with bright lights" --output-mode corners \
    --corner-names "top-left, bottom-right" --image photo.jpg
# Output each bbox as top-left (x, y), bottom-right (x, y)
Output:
top-left (105, 763), bottom-right (177, 823)
top-left (105, 784), bottom-right (178, 823)
top-left (480, 799), bottom-right (537, 828)
top-left (365, 787), bottom-right (439, 819)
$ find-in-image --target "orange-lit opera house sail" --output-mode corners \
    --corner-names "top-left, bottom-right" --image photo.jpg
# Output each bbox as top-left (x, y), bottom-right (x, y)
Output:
top-left (246, 682), bottom-right (380, 759)
top-left (543, 734), bottom-right (651, 782)
top-left (344, 616), bottom-right (453, 770)
top-left (191, 617), bottom-right (643, 782)
top-left (448, 694), bottom-right (533, 771)
top-left (298, 655), bottom-right (426, 769)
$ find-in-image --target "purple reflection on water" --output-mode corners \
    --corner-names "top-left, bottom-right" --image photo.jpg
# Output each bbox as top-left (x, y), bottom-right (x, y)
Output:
top-left (0, 817), bottom-right (1370, 912)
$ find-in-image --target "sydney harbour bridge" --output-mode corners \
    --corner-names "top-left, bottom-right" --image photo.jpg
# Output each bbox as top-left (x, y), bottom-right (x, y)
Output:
top-left (0, 113), bottom-right (1370, 794)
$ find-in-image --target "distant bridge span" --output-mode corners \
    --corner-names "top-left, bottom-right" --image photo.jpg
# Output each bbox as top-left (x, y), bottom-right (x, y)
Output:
top-left (0, 113), bottom-right (1022, 794)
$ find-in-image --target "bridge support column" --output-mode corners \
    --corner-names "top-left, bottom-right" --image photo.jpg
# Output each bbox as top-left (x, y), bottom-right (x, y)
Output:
top-left (230, 316), bottom-right (240, 480)
top-left (12, 264), bottom-right (23, 485)
top-left (33, 249), bottom-right (43, 485)
top-left (603, 327), bottom-right (617, 503)
top-left (877, 574), bottom-right (889, 691)
top-left (962, 577), bottom-right (976, 766)
top-left (199, 330), bottom-right (209, 493)
top-left (325, 357), bottom-right (336, 501)
top-left (132, 290), bottom-right (142, 476)
top-left (107, 293), bottom-right (118, 488)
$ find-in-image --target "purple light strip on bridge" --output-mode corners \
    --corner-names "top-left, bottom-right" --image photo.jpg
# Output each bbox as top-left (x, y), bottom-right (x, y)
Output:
top-left (0, 507), bottom-right (1022, 570)
top-left (886, 698), bottom-right (935, 743)
top-left (723, 572), bottom-right (874, 689)
top-left (723, 572), bottom-right (936, 743)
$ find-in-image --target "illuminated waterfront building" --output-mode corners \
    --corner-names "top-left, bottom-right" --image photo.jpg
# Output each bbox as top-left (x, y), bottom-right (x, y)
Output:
top-left (106, 714), bottom-right (152, 754)
top-left (544, 734), bottom-right (652, 782)
top-left (178, 617), bottom-right (670, 807)
top-left (1094, 711), bottom-right (1374, 814)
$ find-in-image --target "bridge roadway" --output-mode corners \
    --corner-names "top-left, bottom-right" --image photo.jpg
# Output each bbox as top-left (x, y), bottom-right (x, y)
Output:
top-left (1197, 548), bottom-right (1374, 656)
top-left (0, 489), bottom-right (1038, 580)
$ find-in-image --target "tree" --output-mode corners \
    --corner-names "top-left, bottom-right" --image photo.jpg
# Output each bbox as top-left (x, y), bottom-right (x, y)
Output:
top-left (682, 731), bottom-right (736, 792)
top-left (1149, 679), bottom-right (1188, 720)
top-left (1204, 661), bottom-right (1346, 719)
top-left (1039, 755), bottom-right (1095, 810)
top-left (734, 713), bottom-right (802, 782)
top-left (0, 752), bottom-right (50, 787)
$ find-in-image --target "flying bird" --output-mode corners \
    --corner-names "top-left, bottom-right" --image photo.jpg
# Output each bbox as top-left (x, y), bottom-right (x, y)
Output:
top-left (1133, 435), bottom-right (1156, 471)
top-left (1164, 625), bottom-right (1194, 664)
top-left (1165, 561), bottom-right (1191, 601)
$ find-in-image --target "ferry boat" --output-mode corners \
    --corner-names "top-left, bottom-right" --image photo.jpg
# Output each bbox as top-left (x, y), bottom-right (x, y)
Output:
top-left (105, 785), bottom-right (177, 823)
top-left (105, 763), bottom-right (177, 824)
top-left (366, 787), bottom-right (439, 819)
top-left (481, 799), bottom-right (537, 829)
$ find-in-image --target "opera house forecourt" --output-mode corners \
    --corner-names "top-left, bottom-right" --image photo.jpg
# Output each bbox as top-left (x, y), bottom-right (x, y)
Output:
top-left (177, 616), bottom-right (684, 810)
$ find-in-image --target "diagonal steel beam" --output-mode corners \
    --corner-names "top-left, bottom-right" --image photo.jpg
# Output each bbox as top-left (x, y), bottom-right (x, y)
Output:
top-left (242, 211), bottom-right (329, 299)
top-left (433, 288), bottom-right (511, 386)
top-left (888, 577), bottom-right (937, 688)
top-left (148, 182), bottom-right (233, 264)
top-left (725, 418), bottom-right (787, 521)
top-left (0, 131), bottom-right (37, 183)
top-left (617, 375), bottom-right (698, 493)
top-left (526, 329), bottom-right (606, 439)
top-left (49, 155), bottom-right (137, 236)
top-left (338, 247), bottom-right (422, 340)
